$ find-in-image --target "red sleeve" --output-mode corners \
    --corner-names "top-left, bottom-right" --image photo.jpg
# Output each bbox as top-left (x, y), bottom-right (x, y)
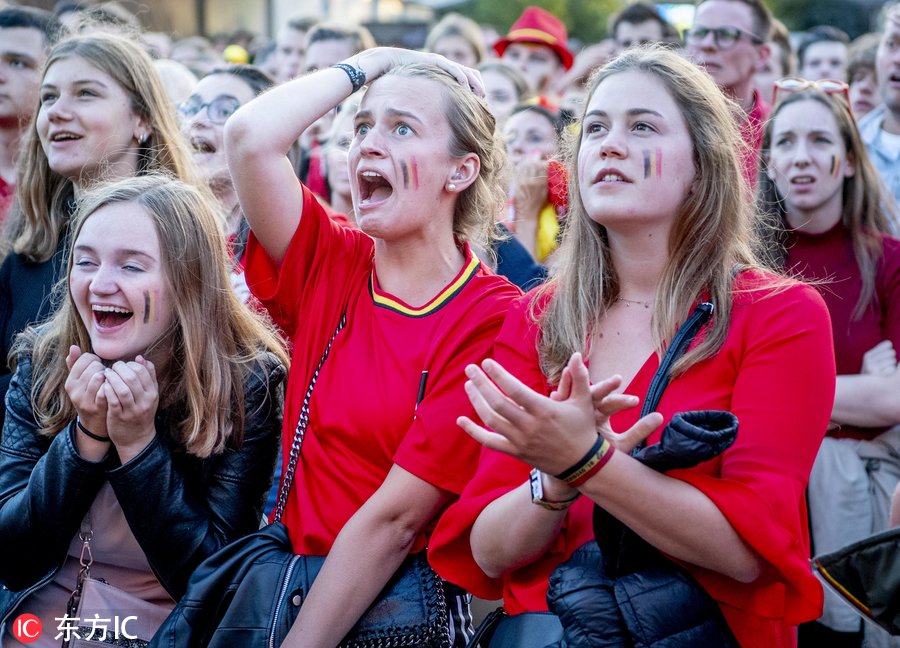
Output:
top-left (243, 184), bottom-right (372, 339)
top-left (394, 278), bottom-right (521, 496)
top-left (674, 280), bottom-right (834, 623)
top-left (428, 291), bottom-right (559, 599)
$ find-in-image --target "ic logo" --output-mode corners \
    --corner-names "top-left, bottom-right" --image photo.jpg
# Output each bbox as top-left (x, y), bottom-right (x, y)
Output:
top-left (12, 613), bottom-right (42, 642)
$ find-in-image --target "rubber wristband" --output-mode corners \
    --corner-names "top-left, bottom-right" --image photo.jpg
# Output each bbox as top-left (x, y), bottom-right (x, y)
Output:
top-left (77, 418), bottom-right (111, 442)
top-left (332, 62), bottom-right (366, 93)
top-left (568, 445), bottom-right (615, 487)
top-left (555, 436), bottom-right (611, 485)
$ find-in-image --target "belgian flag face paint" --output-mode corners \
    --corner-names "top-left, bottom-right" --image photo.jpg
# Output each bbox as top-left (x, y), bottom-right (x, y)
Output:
top-left (830, 155), bottom-right (841, 178)
top-left (643, 148), bottom-right (663, 179)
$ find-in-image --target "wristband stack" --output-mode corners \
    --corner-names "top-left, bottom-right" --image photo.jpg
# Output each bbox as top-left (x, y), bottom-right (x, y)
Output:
top-left (555, 436), bottom-right (614, 487)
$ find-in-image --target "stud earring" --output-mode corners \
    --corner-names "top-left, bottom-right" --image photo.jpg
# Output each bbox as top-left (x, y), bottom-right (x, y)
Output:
top-left (138, 133), bottom-right (149, 145)
top-left (447, 182), bottom-right (457, 191)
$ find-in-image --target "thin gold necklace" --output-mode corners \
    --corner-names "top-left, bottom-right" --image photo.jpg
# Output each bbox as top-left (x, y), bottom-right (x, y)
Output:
top-left (615, 297), bottom-right (652, 309)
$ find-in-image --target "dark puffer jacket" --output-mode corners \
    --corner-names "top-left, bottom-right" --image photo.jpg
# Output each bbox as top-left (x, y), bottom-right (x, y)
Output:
top-left (0, 349), bottom-right (284, 630)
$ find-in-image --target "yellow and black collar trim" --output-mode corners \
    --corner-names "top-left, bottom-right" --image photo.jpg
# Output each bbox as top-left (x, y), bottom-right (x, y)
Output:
top-left (370, 252), bottom-right (480, 317)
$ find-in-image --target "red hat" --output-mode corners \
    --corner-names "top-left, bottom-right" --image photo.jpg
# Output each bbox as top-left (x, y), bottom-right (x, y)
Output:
top-left (493, 7), bottom-right (573, 70)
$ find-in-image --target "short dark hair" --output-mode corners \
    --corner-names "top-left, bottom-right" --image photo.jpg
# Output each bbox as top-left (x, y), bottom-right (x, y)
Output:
top-left (0, 6), bottom-right (64, 46)
top-left (285, 16), bottom-right (317, 33)
top-left (797, 25), bottom-right (849, 69)
top-left (306, 22), bottom-right (375, 54)
top-left (205, 64), bottom-right (275, 97)
top-left (695, 0), bottom-right (773, 41)
top-left (610, 2), bottom-right (678, 42)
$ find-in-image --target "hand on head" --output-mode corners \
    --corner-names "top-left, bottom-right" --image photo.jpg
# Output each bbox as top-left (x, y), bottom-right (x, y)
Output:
top-left (354, 47), bottom-right (485, 98)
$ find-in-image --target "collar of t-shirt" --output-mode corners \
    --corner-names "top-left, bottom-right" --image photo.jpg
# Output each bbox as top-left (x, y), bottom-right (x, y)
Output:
top-left (876, 126), bottom-right (900, 161)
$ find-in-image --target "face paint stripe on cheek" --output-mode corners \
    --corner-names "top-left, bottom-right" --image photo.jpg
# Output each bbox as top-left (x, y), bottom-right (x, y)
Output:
top-left (656, 148), bottom-right (663, 178)
top-left (144, 290), bottom-right (150, 324)
top-left (401, 160), bottom-right (410, 189)
top-left (831, 155), bottom-right (840, 177)
top-left (411, 157), bottom-right (419, 190)
top-left (643, 149), bottom-right (651, 179)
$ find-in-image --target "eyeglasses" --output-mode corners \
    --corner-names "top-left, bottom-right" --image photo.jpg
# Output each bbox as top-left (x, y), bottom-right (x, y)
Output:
top-left (684, 25), bottom-right (763, 49)
top-left (178, 94), bottom-right (242, 124)
top-left (772, 77), bottom-right (850, 106)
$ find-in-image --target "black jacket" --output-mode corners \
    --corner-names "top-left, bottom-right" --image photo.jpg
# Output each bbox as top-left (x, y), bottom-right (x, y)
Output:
top-left (0, 349), bottom-right (285, 627)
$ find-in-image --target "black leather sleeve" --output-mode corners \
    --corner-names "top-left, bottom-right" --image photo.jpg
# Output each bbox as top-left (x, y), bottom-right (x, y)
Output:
top-left (0, 354), bottom-right (112, 590)
top-left (107, 353), bottom-right (285, 598)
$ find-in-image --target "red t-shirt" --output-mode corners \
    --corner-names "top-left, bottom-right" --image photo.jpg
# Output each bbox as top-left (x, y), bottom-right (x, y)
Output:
top-left (786, 223), bottom-right (900, 435)
top-left (244, 184), bottom-right (521, 555)
top-left (0, 176), bottom-right (14, 225)
top-left (429, 270), bottom-right (834, 648)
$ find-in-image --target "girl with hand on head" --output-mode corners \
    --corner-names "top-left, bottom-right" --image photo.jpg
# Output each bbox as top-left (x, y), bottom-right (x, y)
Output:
top-left (758, 83), bottom-right (900, 646)
top-left (224, 47), bottom-right (521, 647)
top-left (0, 33), bottom-right (199, 427)
top-left (429, 46), bottom-right (834, 648)
top-left (0, 175), bottom-right (287, 646)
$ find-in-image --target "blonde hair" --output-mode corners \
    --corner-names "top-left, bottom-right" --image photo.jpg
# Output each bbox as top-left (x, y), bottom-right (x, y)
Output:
top-left (758, 89), bottom-right (898, 319)
top-left (381, 63), bottom-right (506, 253)
top-left (537, 45), bottom-right (762, 384)
top-left (424, 13), bottom-right (488, 65)
top-left (8, 33), bottom-right (199, 263)
top-left (19, 174), bottom-right (288, 458)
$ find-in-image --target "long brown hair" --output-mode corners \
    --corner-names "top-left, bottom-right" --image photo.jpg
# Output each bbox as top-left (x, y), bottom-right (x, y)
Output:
top-left (8, 33), bottom-right (198, 263)
top-left (537, 45), bottom-right (762, 384)
top-left (19, 174), bottom-right (288, 458)
top-left (757, 88), bottom-right (897, 320)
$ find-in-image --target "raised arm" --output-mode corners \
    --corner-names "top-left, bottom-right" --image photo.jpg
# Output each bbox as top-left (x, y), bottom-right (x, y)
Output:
top-left (225, 47), bottom-right (483, 264)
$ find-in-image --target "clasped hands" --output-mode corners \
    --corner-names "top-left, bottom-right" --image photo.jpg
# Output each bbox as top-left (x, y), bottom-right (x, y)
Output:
top-left (64, 345), bottom-right (159, 462)
top-left (458, 352), bottom-right (663, 493)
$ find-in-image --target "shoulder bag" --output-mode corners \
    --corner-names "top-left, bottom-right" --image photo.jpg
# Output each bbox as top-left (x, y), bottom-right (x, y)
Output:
top-left (149, 313), bottom-right (452, 648)
top-left (813, 526), bottom-right (900, 636)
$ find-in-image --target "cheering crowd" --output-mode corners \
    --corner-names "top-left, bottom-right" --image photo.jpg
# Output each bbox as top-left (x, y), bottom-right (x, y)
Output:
top-left (0, 0), bottom-right (898, 647)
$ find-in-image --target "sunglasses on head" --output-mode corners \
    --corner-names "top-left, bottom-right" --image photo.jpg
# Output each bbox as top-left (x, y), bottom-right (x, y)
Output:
top-left (772, 77), bottom-right (850, 106)
top-left (178, 94), bottom-right (242, 124)
top-left (684, 25), bottom-right (763, 49)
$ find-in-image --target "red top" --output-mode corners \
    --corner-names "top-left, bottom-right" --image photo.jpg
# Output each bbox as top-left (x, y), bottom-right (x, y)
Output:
top-left (740, 90), bottom-right (771, 189)
top-left (244, 185), bottom-right (521, 555)
top-left (429, 270), bottom-right (834, 648)
top-left (0, 176), bottom-right (13, 226)
top-left (786, 223), bottom-right (900, 438)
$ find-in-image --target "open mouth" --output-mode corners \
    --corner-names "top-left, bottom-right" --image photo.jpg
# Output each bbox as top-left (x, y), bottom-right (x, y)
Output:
top-left (190, 136), bottom-right (216, 154)
top-left (51, 132), bottom-right (82, 142)
top-left (358, 170), bottom-right (394, 206)
top-left (92, 305), bottom-right (134, 329)
top-left (791, 175), bottom-right (815, 186)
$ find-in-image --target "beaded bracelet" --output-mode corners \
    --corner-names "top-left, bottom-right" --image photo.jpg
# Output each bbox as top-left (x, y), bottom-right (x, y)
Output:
top-left (77, 418), bottom-right (111, 442)
top-left (555, 436), bottom-right (614, 487)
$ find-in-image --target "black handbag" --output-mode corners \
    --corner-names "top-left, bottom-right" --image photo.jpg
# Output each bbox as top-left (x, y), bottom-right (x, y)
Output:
top-left (812, 526), bottom-right (900, 636)
top-left (149, 314), bottom-right (451, 648)
top-left (546, 302), bottom-right (741, 647)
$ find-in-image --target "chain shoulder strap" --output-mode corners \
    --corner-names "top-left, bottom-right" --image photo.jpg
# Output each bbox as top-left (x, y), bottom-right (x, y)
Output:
top-left (273, 313), bottom-right (347, 523)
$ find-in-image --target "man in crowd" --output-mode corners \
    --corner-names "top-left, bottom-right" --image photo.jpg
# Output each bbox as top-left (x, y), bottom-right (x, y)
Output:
top-left (0, 6), bottom-right (61, 223)
top-left (610, 1), bottom-right (678, 54)
top-left (858, 4), bottom-right (900, 216)
top-left (494, 6), bottom-right (573, 98)
top-left (798, 25), bottom-right (850, 82)
top-left (273, 15), bottom-right (316, 83)
top-left (686, 0), bottom-right (772, 185)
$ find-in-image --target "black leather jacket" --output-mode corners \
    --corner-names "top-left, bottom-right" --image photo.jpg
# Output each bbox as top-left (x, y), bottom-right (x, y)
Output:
top-left (0, 350), bottom-right (285, 628)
